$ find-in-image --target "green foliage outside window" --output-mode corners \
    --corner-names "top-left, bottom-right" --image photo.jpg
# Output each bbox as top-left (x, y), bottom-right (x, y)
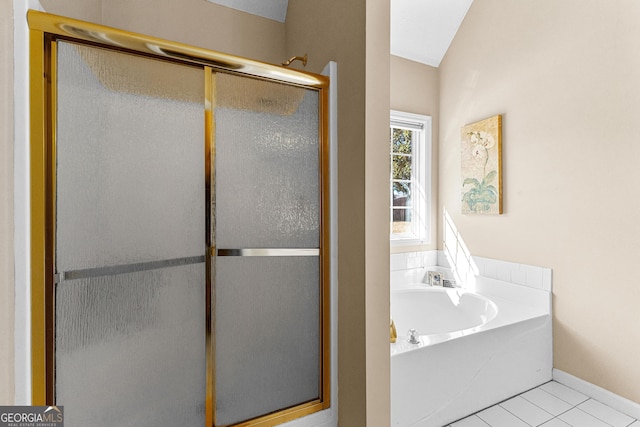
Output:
top-left (391, 128), bottom-right (412, 199)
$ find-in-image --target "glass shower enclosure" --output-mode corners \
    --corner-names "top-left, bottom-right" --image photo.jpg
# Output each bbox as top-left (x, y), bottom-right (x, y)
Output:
top-left (29, 11), bottom-right (330, 427)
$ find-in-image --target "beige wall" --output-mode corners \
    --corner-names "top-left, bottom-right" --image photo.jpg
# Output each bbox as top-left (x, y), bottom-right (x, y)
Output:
top-left (1, 0), bottom-right (15, 406)
top-left (285, 2), bottom-right (365, 423)
top-left (286, 1), bottom-right (390, 424)
top-left (364, 1), bottom-right (390, 425)
top-left (390, 55), bottom-right (439, 253)
top-left (440, 0), bottom-right (640, 402)
top-left (39, 0), bottom-right (286, 64)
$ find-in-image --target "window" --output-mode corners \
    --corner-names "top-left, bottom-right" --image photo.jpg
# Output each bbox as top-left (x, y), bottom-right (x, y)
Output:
top-left (390, 110), bottom-right (431, 244)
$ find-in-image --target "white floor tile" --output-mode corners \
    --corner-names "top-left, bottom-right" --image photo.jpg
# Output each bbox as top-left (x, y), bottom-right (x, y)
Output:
top-left (450, 415), bottom-right (490, 427)
top-left (540, 419), bottom-right (572, 427)
top-left (521, 387), bottom-right (574, 416)
top-left (558, 408), bottom-right (612, 427)
top-left (452, 381), bottom-right (638, 427)
top-left (501, 395), bottom-right (554, 426)
top-left (540, 381), bottom-right (589, 406)
top-left (578, 399), bottom-right (636, 427)
top-left (477, 405), bottom-right (530, 427)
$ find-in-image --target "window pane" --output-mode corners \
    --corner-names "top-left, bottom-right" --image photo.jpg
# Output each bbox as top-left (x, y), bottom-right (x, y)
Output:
top-left (391, 208), bottom-right (412, 235)
top-left (392, 183), bottom-right (412, 207)
top-left (391, 128), bottom-right (412, 154)
top-left (392, 154), bottom-right (412, 181)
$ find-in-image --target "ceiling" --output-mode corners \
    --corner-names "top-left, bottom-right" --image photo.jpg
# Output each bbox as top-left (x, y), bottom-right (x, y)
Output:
top-left (206, 0), bottom-right (289, 22)
top-left (391, 0), bottom-right (473, 67)
top-left (206, 0), bottom-right (473, 67)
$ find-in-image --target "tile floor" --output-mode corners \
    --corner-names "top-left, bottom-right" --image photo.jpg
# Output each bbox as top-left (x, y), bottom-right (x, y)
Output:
top-left (447, 381), bottom-right (639, 427)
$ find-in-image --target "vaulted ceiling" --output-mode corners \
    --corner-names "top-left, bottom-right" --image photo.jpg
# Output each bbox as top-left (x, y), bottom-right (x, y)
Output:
top-left (391, 0), bottom-right (473, 67)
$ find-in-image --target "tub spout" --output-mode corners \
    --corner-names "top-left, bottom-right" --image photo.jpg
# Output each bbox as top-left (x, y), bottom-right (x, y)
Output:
top-left (390, 316), bottom-right (397, 343)
top-left (408, 329), bottom-right (420, 344)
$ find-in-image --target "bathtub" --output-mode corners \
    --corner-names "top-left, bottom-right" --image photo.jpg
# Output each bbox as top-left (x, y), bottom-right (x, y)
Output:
top-left (391, 275), bottom-right (552, 427)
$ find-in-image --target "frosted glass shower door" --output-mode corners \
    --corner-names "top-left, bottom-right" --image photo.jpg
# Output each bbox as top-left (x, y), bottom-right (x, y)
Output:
top-left (213, 73), bottom-right (324, 426)
top-left (54, 42), bottom-right (206, 427)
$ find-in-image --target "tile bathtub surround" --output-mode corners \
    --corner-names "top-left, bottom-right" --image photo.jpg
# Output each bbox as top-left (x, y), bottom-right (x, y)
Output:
top-left (390, 250), bottom-right (438, 271)
top-left (445, 251), bottom-right (552, 292)
top-left (448, 381), bottom-right (639, 427)
top-left (391, 250), bottom-right (552, 292)
top-left (472, 256), bottom-right (552, 292)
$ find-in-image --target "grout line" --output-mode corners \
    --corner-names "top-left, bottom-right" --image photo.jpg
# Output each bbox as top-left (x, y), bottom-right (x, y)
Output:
top-left (578, 400), bottom-right (640, 427)
top-left (582, 399), bottom-right (640, 427)
top-left (485, 381), bottom-right (555, 409)
top-left (498, 404), bottom-right (539, 426)
top-left (448, 381), bottom-right (640, 427)
top-left (472, 414), bottom-right (492, 427)
top-left (515, 395), bottom-right (555, 421)
top-left (553, 369), bottom-right (640, 421)
top-left (573, 405), bottom-right (617, 427)
top-left (540, 381), bottom-right (589, 407)
top-left (448, 414), bottom-right (491, 427)
top-left (519, 386), bottom-right (576, 419)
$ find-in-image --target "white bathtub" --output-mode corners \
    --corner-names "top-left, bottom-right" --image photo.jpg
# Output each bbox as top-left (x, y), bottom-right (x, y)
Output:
top-left (392, 288), bottom-right (497, 340)
top-left (391, 277), bottom-right (552, 427)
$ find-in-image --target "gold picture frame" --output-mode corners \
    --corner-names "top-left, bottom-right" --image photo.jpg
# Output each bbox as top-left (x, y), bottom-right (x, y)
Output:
top-left (461, 115), bottom-right (503, 215)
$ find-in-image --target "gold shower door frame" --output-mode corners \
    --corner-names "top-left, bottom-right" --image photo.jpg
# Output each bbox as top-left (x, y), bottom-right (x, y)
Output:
top-left (28, 11), bottom-right (330, 427)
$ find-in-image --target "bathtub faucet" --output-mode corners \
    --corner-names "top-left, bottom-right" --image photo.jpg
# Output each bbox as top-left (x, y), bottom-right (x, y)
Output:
top-left (408, 329), bottom-right (420, 344)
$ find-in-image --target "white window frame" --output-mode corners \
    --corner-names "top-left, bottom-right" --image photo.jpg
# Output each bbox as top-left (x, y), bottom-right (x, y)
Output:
top-left (390, 110), bottom-right (431, 246)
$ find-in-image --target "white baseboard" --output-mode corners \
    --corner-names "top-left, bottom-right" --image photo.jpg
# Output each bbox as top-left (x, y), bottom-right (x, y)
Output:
top-left (553, 369), bottom-right (640, 420)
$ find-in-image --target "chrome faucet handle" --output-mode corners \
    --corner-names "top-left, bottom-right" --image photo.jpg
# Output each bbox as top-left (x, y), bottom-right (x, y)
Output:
top-left (407, 329), bottom-right (420, 344)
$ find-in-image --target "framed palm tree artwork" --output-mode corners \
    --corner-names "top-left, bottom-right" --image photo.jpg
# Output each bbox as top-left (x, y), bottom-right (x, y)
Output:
top-left (461, 115), bottom-right (503, 215)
